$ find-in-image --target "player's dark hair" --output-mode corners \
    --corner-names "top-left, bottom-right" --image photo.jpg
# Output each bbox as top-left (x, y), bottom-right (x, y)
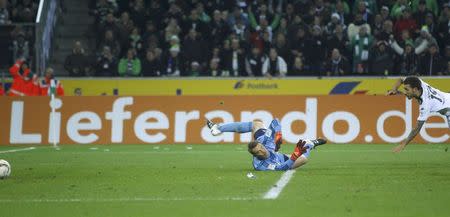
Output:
top-left (403, 76), bottom-right (422, 91)
top-left (247, 141), bottom-right (259, 153)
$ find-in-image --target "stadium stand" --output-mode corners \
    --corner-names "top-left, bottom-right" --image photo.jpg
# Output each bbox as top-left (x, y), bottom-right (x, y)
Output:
top-left (2, 0), bottom-right (450, 77)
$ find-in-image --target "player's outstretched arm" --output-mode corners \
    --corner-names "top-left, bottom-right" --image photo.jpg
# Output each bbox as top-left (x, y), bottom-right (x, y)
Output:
top-left (387, 78), bottom-right (404, 95)
top-left (393, 121), bottom-right (425, 153)
top-left (275, 140), bottom-right (309, 170)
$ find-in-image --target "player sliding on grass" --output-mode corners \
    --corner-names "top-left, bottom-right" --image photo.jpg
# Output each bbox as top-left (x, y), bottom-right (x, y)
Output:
top-left (387, 76), bottom-right (450, 153)
top-left (206, 119), bottom-right (326, 171)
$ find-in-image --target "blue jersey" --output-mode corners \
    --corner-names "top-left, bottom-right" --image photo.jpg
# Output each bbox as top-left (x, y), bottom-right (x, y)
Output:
top-left (252, 119), bottom-right (295, 171)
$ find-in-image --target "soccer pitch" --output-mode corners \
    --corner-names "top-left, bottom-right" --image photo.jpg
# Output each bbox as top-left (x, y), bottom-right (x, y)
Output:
top-left (1, 144), bottom-right (450, 217)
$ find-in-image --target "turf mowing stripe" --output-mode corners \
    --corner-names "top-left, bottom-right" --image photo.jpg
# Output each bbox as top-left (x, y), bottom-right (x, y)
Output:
top-left (0, 197), bottom-right (258, 203)
top-left (263, 170), bottom-right (296, 200)
top-left (53, 149), bottom-right (447, 154)
top-left (0, 147), bottom-right (36, 154)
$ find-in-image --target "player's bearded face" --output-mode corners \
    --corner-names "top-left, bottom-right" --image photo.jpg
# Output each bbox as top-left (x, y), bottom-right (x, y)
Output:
top-left (403, 85), bottom-right (414, 99)
top-left (250, 143), bottom-right (269, 160)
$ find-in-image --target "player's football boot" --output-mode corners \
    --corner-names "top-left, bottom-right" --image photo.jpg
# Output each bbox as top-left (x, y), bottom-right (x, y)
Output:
top-left (206, 119), bottom-right (222, 136)
top-left (311, 138), bottom-right (327, 148)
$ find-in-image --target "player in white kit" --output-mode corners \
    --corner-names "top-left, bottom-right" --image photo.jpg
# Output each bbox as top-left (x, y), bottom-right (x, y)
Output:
top-left (387, 76), bottom-right (450, 153)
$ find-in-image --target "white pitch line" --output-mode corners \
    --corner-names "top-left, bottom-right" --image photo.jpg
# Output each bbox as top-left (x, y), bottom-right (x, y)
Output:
top-left (0, 197), bottom-right (257, 203)
top-left (0, 147), bottom-right (36, 154)
top-left (263, 170), bottom-right (296, 199)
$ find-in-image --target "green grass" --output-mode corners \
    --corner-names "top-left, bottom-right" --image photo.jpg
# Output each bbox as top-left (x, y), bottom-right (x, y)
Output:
top-left (1, 144), bottom-right (450, 217)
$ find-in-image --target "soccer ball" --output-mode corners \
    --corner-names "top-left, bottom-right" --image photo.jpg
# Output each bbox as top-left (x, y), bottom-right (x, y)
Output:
top-left (0, 159), bottom-right (11, 179)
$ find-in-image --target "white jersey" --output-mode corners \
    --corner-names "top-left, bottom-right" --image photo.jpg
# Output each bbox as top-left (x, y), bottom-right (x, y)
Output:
top-left (417, 79), bottom-right (450, 121)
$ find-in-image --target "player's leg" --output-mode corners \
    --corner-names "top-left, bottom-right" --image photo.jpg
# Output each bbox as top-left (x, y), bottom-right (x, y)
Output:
top-left (207, 119), bottom-right (260, 136)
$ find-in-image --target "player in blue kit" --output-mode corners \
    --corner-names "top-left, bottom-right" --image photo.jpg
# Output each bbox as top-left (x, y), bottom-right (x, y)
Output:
top-left (206, 119), bottom-right (326, 171)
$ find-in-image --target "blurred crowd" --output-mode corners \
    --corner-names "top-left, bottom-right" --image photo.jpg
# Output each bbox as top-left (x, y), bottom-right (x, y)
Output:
top-left (61, 0), bottom-right (450, 77)
top-left (0, 0), bottom-right (39, 68)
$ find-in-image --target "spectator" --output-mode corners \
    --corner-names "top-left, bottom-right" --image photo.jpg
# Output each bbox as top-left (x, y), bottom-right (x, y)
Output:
top-left (74, 88), bottom-right (82, 96)
top-left (129, 0), bottom-right (146, 30)
top-left (332, 0), bottom-right (351, 25)
top-left (283, 3), bottom-right (296, 24)
top-left (98, 30), bottom-right (121, 59)
top-left (221, 39), bottom-right (246, 76)
top-left (0, 0), bottom-right (11, 24)
top-left (40, 68), bottom-right (64, 96)
top-left (142, 21), bottom-right (159, 43)
top-left (248, 5), bottom-right (281, 38)
top-left (414, 26), bottom-right (438, 47)
top-left (419, 43), bottom-right (445, 75)
top-left (327, 24), bottom-right (350, 59)
top-left (99, 13), bottom-right (120, 43)
top-left (437, 4), bottom-right (449, 52)
top-left (128, 27), bottom-right (144, 57)
top-left (93, 0), bottom-right (118, 24)
top-left (414, 0), bottom-right (433, 27)
top-left (164, 45), bottom-right (183, 76)
top-left (347, 13), bottom-right (371, 39)
top-left (187, 61), bottom-right (201, 76)
top-left (227, 7), bottom-right (249, 27)
top-left (326, 48), bottom-right (350, 76)
top-left (393, 7), bottom-right (417, 40)
top-left (231, 17), bottom-right (248, 41)
top-left (353, 0), bottom-right (378, 15)
top-left (325, 13), bottom-right (345, 36)
top-left (391, 40), bottom-right (424, 75)
top-left (12, 32), bottom-right (30, 61)
top-left (289, 56), bottom-right (308, 76)
top-left (195, 2), bottom-right (211, 23)
top-left (64, 41), bottom-right (90, 77)
top-left (372, 14), bottom-right (384, 37)
top-left (96, 46), bottom-right (117, 76)
top-left (444, 60), bottom-right (450, 75)
top-left (275, 17), bottom-right (288, 36)
top-left (262, 48), bottom-right (287, 77)
top-left (349, 26), bottom-right (373, 74)
top-left (209, 58), bottom-right (222, 77)
top-left (273, 33), bottom-right (290, 65)
top-left (207, 47), bottom-right (222, 76)
top-left (245, 46), bottom-right (267, 77)
top-left (355, 1), bottom-right (373, 24)
top-left (376, 19), bottom-right (394, 41)
top-left (141, 49), bottom-right (161, 77)
top-left (162, 2), bottom-right (183, 25)
top-left (164, 18), bottom-right (182, 43)
top-left (209, 10), bottom-right (230, 47)
top-left (117, 12), bottom-right (134, 45)
top-left (309, 25), bottom-right (327, 75)
top-left (182, 29), bottom-right (206, 68)
top-left (182, 9), bottom-right (208, 36)
top-left (380, 6), bottom-right (391, 21)
top-left (118, 49), bottom-right (141, 76)
top-left (370, 41), bottom-right (394, 75)
top-left (391, 0), bottom-right (410, 18)
top-left (289, 27), bottom-right (309, 69)
top-left (411, 0), bottom-right (438, 16)
top-left (423, 12), bottom-right (437, 34)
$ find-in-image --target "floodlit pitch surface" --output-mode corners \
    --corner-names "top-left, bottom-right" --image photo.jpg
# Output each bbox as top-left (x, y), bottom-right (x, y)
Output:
top-left (1, 144), bottom-right (449, 217)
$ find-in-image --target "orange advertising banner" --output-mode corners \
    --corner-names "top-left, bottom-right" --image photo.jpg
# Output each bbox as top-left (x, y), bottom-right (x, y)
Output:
top-left (0, 96), bottom-right (448, 145)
